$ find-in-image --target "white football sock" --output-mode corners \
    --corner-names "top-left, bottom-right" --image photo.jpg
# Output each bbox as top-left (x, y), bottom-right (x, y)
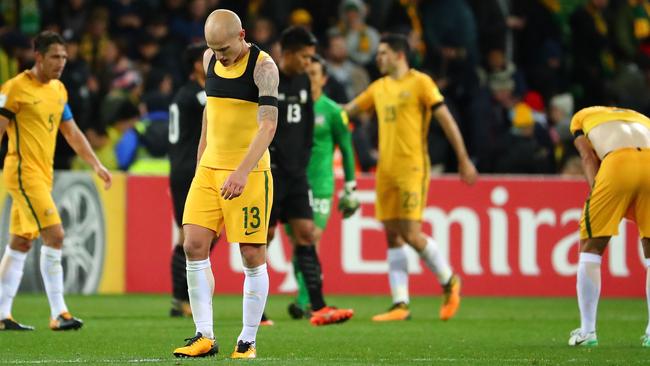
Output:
top-left (187, 259), bottom-right (214, 339)
top-left (419, 236), bottom-right (452, 285)
top-left (40, 246), bottom-right (68, 318)
top-left (577, 252), bottom-right (601, 335)
top-left (0, 248), bottom-right (28, 319)
top-left (387, 247), bottom-right (409, 304)
top-left (238, 263), bottom-right (268, 344)
top-left (645, 258), bottom-right (650, 336)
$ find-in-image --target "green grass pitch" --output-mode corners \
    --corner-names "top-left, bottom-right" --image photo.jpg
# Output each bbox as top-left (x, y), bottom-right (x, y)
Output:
top-left (2, 294), bottom-right (649, 365)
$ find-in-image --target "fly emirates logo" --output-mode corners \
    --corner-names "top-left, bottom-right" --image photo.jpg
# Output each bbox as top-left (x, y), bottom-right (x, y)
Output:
top-left (228, 185), bottom-right (644, 286)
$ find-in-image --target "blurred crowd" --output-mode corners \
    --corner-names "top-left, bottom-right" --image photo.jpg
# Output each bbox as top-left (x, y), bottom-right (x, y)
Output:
top-left (1, 0), bottom-right (649, 176)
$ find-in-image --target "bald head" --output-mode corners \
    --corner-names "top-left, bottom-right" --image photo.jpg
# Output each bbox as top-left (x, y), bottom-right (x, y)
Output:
top-left (204, 9), bottom-right (249, 67)
top-left (205, 9), bottom-right (242, 45)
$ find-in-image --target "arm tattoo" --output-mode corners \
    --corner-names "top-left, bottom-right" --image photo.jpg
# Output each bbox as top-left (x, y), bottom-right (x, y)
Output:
top-left (258, 105), bottom-right (278, 123)
top-left (254, 57), bottom-right (279, 123)
top-left (254, 58), bottom-right (279, 98)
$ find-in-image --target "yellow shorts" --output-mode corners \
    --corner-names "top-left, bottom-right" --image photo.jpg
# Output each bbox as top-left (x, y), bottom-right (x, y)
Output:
top-left (375, 172), bottom-right (430, 221)
top-left (3, 174), bottom-right (60, 240)
top-left (580, 148), bottom-right (650, 239)
top-left (183, 166), bottom-right (273, 244)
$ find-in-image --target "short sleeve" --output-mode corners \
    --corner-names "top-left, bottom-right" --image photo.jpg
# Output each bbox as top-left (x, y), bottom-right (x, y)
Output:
top-left (61, 103), bottom-right (74, 122)
top-left (351, 82), bottom-right (376, 111)
top-left (569, 107), bottom-right (592, 136)
top-left (419, 74), bottom-right (444, 108)
top-left (0, 79), bottom-right (20, 119)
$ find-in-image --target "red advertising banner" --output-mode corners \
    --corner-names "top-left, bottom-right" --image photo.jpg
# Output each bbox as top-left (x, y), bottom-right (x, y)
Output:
top-left (125, 176), bottom-right (647, 297)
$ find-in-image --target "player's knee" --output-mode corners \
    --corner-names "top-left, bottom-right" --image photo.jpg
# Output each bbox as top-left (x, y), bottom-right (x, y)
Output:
top-left (42, 228), bottom-right (65, 248)
top-left (10, 237), bottom-right (32, 252)
top-left (579, 237), bottom-right (609, 255)
top-left (239, 244), bottom-right (265, 267)
top-left (294, 227), bottom-right (315, 245)
top-left (183, 237), bottom-right (209, 257)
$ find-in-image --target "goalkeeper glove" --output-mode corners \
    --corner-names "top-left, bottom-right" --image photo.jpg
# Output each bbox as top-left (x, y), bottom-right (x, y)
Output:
top-left (338, 181), bottom-right (360, 218)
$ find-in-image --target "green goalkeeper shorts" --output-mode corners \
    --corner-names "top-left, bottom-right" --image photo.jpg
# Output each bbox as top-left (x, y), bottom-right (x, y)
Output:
top-left (311, 195), bottom-right (332, 230)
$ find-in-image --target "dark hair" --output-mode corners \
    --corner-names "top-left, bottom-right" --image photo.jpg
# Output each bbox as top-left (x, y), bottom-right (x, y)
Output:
top-left (311, 54), bottom-right (328, 75)
top-left (183, 43), bottom-right (206, 76)
top-left (280, 26), bottom-right (317, 52)
top-left (33, 31), bottom-right (65, 54)
top-left (380, 33), bottom-right (410, 56)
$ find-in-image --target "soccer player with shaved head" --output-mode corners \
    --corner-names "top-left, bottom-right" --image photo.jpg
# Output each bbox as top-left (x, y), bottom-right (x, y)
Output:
top-left (172, 10), bottom-right (278, 359)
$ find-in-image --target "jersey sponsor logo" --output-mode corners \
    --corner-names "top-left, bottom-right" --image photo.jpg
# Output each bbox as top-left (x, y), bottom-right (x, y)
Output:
top-left (278, 93), bottom-right (286, 101)
top-left (399, 91), bottom-right (411, 99)
top-left (299, 89), bottom-right (308, 104)
top-left (0, 93), bottom-right (6, 107)
top-left (315, 114), bottom-right (325, 126)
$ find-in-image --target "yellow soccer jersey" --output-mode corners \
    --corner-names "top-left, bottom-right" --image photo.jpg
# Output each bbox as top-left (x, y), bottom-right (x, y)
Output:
top-left (570, 106), bottom-right (650, 136)
top-left (201, 45), bottom-right (271, 171)
top-left (352, 69), bottom-right (444, 175)
top-left (0, 71), bottom-right (70, 182)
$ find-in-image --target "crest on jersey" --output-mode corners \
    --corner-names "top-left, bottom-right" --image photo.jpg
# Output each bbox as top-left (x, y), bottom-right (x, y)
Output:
top-left (300, 89), bottom-right (308, 104)
top-left (315, 114), bottom-right (325, 126)
top-left (0, 93), bottom-right (6, 108)
top-left (399, 91), bottom-right (411, 99)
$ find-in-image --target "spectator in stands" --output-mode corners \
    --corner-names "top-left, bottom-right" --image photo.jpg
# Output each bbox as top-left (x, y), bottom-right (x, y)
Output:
top-left (492, 102), bottom-right (554, 174)
top-left (0, 31), bottom-right (32, 85)
top-left (570, 0), bottom-right (615, 108)
top-left (329, 0), bottom-right (380, 67)
top-left (478, 47), bottom-right (527, 98)
top-left (325, 32), bottom-right (370, 102)
top-left (288, 8), bottom-right (313, 31)
top-left (612, 0), bottom-right (650, 64)
top-left (549, 93), bottom-right (577, 166)
top-left (73, 99), bottom-right (140, 171)
top-left (467, 0), bottom-right (508, 61)
top-left (56, 33), bottom-right (92, 169)
top-left (141, 68), bottom-right (174, 115)
top-left (421, 0), bottom-right (482, 169)
top-left (57, 0), bottom-right (90, 39)
top-left (170, 0), bottom-right (209, 44)
top-left (508, 0), bottom-right (563, 93)
top-left (250, 17), bottom-right (276, 52)
top-left (109, 0), bottom-right (146, 39)
top-left (144, 15), bottom-right (184, 85)
top-left (80, 7), bottom-right (111, 75)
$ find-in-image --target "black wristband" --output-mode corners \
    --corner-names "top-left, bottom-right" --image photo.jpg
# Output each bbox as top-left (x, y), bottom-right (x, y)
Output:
top-left (573, 129), bottom-right (584, 137)
top-left (0, 108), bottom-right (15, 120)
top-left (259, 96), bottom-right (278, 107)
top-left (431, 101), bottom-right (445, 112)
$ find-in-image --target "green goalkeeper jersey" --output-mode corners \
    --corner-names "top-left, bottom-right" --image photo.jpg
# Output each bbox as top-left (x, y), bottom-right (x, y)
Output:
top-left (307, 94), bottom-right (356, 197)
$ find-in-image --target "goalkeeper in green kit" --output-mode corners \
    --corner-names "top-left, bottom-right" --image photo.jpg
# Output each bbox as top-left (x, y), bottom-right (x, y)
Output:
top-left (287, 54), bottom-right (359, 319)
